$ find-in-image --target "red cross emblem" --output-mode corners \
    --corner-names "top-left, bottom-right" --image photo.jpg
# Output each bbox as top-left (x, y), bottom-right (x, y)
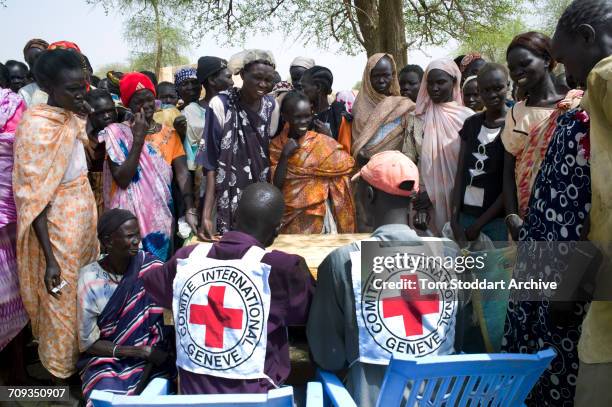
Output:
top-left (189, 285), bottom-right (244, 349)
top-left (381, 275), bottom-right (440, 337)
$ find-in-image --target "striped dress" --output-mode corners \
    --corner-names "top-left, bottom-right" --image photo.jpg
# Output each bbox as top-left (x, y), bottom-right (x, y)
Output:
top-left (76, 251), bottom-right (175, 402)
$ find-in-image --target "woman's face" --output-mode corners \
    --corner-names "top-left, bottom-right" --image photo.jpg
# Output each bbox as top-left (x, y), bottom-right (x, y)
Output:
top-left (426, 69), bottom-right (455, 104)
top-left (48, 68), bottom-right (88, 113)
top-left (177, 78), bottom-right (201, 104)
top-left (370, 56), bottom-right (394, 95)
top-left (129, 89), bottom-right (156, 122)
top-left (478, 69), bottom-right (508, 111)
top-left (209, 68), bottom-right (234, 93)
top-left (300, 76), bottom-right (319, 103)
top-left (106, 219), bottom-right (141, 259)
top-left (157, 85), bottom-right (179, 106)
top-left (241, 63), bottom-right (276, 100)
top-left (399, 71), bottom-right (421, 102)
top-left (462, 80), bottom-right (483, 111)
top-left (88, 96), bottom-right (118, 131)
top-left (284, 99), bottom-right (312, 139)
top-left (507, 46), bottom-right (549, 92)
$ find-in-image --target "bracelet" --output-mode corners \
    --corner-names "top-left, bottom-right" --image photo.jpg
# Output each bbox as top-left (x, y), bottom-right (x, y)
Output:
top-left (112, 344), bottom-right (118, 358)
top-left (505, 213), bottom-right (519, 223)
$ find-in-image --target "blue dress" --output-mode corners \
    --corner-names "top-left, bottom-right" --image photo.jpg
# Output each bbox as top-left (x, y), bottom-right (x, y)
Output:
top-left (503, 107), bottom-right (591, 406)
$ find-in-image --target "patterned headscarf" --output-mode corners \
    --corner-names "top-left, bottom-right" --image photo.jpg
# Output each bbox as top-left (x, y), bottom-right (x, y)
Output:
top-left (48, 41), bottom-right (81, 53)
top-left (174, 67), bottom-right (197, 89)
top-left (459, 52), bottom-right (483, 73)
top-left (272, 81), bottom-right (293, 97)
top-left (119, 72), bottom-right (156, 107)
top-left (228, 49), bottom-right (275, 75)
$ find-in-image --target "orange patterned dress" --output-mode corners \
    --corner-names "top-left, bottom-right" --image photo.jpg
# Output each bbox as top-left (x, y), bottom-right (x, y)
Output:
top-left (13, 105), bottom-right (99, 378)
top-left (270, 128), bottom-right (356, 234)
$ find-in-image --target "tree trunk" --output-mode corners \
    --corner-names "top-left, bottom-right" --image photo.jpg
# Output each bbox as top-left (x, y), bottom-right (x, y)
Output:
top-left (377, 0), bottom-right (407, 67)
top-left (152, 0), bottom-right (163, 78)
top-left (354, 0), bottom-right (407, 67)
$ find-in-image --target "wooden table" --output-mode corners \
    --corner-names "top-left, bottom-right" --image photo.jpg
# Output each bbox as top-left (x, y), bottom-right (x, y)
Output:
top-left (269, 234), bottom-right (369, 278)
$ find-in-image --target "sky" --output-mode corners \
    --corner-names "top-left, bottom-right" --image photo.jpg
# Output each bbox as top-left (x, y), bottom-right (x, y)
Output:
top-left (0, 0), bottom-right (458, 90)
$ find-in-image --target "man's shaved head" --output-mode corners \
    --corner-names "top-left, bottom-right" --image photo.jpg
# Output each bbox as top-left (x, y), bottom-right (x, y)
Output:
top-left (235, 182), bottom-right (285, 246)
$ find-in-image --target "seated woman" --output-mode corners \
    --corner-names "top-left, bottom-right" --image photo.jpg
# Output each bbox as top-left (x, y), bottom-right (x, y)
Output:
top-left (413, 59), bottom-right (475, 235)
top-left (270, 91), bottom-right (355, 234)
top-left (98, 72), bottom-right (198, 260)
top-left (77, 209), bottom-right (174, 401)
top-left (299, 66), bottom-right (352, 152)
top-left (451, 63), bottom-right (510, 246)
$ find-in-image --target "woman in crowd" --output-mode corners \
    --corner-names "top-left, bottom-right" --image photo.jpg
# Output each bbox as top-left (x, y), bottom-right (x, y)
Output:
top-left (197, 49), bottom-right (279, 238)
top-left (174, 67), bottom-right (205, 172)
top-left (270, 91), bottom-right (355, 234)
top-left (503, 89), bottom-right (589, 406)
top-left (459, 52), bottom-right (487, 80)
top-left (5, 61), bottom-right (30, 94)
top-left (351, 54), bottom-right (416, 231)
top-left (98, 72), bottom-right (198, 260)
top-left (502, 32), bottom-right (566, 240)
top-left (13, 49), bottom-right (99, 382)
top-left (77, 209), bottom-right (174, 401)
top-left (197, 56), bottom-right (234, 105)
top-left (462, 75), bottom-right (484, 111)
top-left (351, 53), bottom-right (415, 163)
top-left (413, 58), bottom-right (474, 235)
top-left (451, 63), bottom-right (509, 246)
top-left (398, 64), bottom-right (424, 103)
top-left (300, 66), bottom-right (352, 152)
top-left (0, 63), bottom-right (28, 383)
top-left (19, 38), bottom-right (49, 107)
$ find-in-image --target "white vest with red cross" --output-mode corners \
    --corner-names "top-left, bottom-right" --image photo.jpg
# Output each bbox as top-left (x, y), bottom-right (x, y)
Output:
top-left (351, 239), bottom-right (459, 365)
top-left (172, 243), bottom-right (272, 380)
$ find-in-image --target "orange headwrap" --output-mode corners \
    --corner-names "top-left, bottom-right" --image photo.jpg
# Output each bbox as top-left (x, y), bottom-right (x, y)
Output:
top-left (119, 72), bottom-right (156, 107)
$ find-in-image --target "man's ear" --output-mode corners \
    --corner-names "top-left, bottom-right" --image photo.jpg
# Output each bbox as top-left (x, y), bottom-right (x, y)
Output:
top-left (577, 24), bottom-right (597, 45)
top-left (366, 185), bottom-right (376, 204)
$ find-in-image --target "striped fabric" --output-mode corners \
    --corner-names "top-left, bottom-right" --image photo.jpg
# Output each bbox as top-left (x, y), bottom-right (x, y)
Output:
top-left (77, 252), bottom-right (175, 402)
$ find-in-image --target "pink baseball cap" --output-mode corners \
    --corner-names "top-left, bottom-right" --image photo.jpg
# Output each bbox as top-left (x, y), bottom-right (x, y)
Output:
top-left (351, 151), bottom-right (419, 196)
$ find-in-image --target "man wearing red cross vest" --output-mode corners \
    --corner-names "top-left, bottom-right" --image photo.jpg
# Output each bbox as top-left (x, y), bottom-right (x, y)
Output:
top-left (143, 182), bottom-right (314, 394)
top-left (307, 151), bottom-right (461, 407)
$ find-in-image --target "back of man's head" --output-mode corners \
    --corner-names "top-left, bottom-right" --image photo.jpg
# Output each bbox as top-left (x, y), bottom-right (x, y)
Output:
top-left (352, 151), bottom-right (419, 228)
top-left (235, 182), bottom-right (285, 247)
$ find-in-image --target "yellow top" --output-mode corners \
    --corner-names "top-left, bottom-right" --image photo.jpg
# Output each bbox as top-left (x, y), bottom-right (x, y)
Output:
top-left (579, 55), bottom-right (612, 364)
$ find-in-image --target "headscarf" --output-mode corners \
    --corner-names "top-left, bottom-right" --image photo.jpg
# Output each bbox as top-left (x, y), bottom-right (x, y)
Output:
top-left (174, 67), bottom-right (197, 89)
top-left (459, 52), bottom-right (482, 73)
top-left (119, 72), bottom-right (156, 107)
top-left (197, 56), bottom-right (228, 84)
top-left (335, 90), bottom-right (356, 114)
top-left (290, 56), bottom-right (315, 70)
top-left (415, 58), bottom-right (474, 233)
top-left (23, 39), bottom-right (49, 56)
top-left (352, 53), bottom-right (405, 157)
top-left (228, 49), bottom-right (275, 75)
top-left (48, 41), bottom-right (81, 52)
top-left (272, 81), bottom-right (293, 97)
top-left (97, 208), bottom-right (137, 240)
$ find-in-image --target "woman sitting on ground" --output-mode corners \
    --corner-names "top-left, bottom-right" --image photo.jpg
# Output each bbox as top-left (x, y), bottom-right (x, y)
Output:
top-left (270, 91), bottom-right (355, 234)
top-left (98, 72), bottom-right (198, 260)
top-left (77, 209), bottom-right (174, 401)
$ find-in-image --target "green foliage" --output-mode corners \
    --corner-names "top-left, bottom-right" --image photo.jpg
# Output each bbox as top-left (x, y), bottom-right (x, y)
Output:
top-left (536, 0), bottom-right (573, 35)
top-left (458, 18), bottom-right (528, 63)
top-left (94, 62), bottom-right (131, 77)
top-left (352, 80), bottom-right (361, 90)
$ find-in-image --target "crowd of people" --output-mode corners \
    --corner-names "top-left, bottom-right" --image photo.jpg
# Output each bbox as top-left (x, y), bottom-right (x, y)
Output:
top-left (0, 0), bottom-right (610, 406)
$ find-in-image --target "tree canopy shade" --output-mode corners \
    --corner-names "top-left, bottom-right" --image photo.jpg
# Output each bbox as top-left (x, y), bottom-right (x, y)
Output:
top-left (173, 0), bottom-right (520, 67)
top-left (457, 18), bottom-right (528, 63)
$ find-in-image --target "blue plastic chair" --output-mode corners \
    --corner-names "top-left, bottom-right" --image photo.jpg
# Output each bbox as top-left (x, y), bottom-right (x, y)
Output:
top-left (90, 378), bottom-right (323, 407)
top-left (317, 348), bottom-right (556, 407)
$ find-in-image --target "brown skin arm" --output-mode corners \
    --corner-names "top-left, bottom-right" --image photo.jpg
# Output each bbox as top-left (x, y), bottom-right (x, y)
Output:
top-left (32, 207), bottom-right (61, 298)
top-left (502, 151), bottom-right (522, 240)
top-left (86, 340), bottom-right (167, 366)
top-left (450, 140), bottom-right (468, 245)
top-left (172, 156), bottom-right (197, 233)
top-left (199, 170), bottom-right (218, 240)
top-left (273, 139), bottom-right (299, 190)
top-left (466, 195), bottom-right (504, 240)
top-left (108, 110), bottom-right (147, 189)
